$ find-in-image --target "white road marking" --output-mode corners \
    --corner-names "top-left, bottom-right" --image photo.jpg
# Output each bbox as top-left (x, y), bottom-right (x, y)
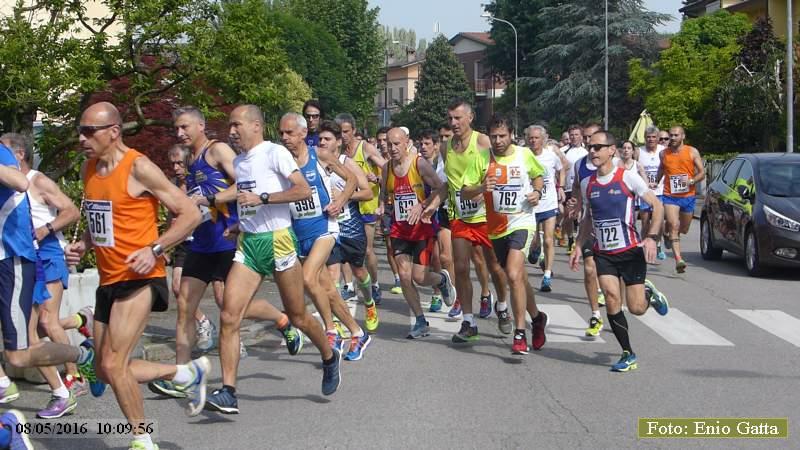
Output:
top-left (730, 309), bottom-right (800, 348)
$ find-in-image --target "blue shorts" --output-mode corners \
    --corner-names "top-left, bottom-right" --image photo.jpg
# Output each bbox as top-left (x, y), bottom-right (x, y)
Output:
top-left (638, 195), bottom-right (663, 213)
top-left (0, 257), bottom-right (34, 350)
top-left (661, 195), bottom-right (696, 214)
top-left (361, 214), bottom-right (377, 224)
top-left (41, 257), bottom-right (69, 289)
top-left (535, 208), bottom-right (558, 223)
top-left (297, 233), bottom-right (337, 259)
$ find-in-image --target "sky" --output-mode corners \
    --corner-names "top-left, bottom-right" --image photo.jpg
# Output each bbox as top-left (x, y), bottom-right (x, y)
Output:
top-left (369, 0), bottom-right (685, 42)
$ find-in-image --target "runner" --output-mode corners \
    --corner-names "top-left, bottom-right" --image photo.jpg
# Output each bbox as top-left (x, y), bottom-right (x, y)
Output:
top-left (560, 124), bottom-right (586, 251)
top-left (280, 113), bottom-right (368, 359)
top-left (303, 99), bottom-right (323, 151)
top-left (64, 102), bottom-right (208, 450)
top-left (655, 126), bottom-right (705, 273)
top-left (0, 409), bottom-right (33, 450)
top-left (380, 127), bottom-right (455, 339)
top-left (205, 105), bottom-right (341, 415)
top-left (461, 114), bottom-right (548, 354)
top-left (375, 126), bottom-right (402, 295)
top-left (444, 98), bottom-right (510, 343)
top-left (335, 114), bottom-right (386, 305)
top-left (525, 125), bottom-right (567, 292)
top-left (3, 133), bottom-right (85, 417)
top-left (569, 130), bottom-right (670, 372)
top-left (637, 126), bottom-right (666, 260)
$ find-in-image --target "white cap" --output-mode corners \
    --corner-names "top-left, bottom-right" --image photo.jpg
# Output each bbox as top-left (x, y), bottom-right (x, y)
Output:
top-left (400, 126), bottom-right (410, 136)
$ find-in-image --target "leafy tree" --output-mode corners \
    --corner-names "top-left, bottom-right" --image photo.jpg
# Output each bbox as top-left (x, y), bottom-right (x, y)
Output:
top-left (380, 26), bottom-right (425, 62)
top-left (629, 10), bottom-right (752, 149)
top-left (391, 35), bottom-right (472, 132)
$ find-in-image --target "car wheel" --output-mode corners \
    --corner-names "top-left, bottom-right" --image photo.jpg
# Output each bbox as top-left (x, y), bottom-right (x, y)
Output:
top-left (745, 227), bottom-right (770, 277)
top-left (700, 217), bottom-right (723, 260)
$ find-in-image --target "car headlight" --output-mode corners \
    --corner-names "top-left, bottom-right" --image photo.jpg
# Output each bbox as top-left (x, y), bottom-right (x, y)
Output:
top-left (764, 205), bottom-right (800, 232)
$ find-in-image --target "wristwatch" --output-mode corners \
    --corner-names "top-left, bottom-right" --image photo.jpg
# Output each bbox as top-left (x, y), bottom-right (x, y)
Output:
top-left (260, 192), bottom-right (271, 205)
top-left (646, 234), bottom-right (659, 240)
top-left (150, 243), bottom-right (164, 258)
top-left (45, 222), bottom-right (55, 236)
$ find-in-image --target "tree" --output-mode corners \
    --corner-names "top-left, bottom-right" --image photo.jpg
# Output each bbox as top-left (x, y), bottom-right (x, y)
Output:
top-left (391, 35), bottom-right (473, 132)
top-left (380, 26), bottom-right (426, 62)
top-left (629, 11), bottom-right (752, 150)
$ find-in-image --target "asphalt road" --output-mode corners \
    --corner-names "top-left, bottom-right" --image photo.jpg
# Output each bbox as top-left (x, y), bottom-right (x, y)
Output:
top-left (16, 220), bottom-right (800, 449)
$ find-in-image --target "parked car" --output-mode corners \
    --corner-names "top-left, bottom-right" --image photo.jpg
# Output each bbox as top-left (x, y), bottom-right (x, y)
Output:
top-left (700, 153), bottom-right (800, 276)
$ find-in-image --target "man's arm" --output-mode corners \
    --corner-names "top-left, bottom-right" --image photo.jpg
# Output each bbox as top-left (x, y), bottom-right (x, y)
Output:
top-left (364, 142), bottom-right (387, 170)
top-left (320, 152), bottom-right (357, 214)
top-left (476, 133), bottom-right (491, 150)
top-left (32, 174), bottom-right (80, 241)
top-left (418, 158), bottom-right (445, 210)
top-left (0, 165), bottom-right (28, 192)
top-left (260, 171), bottom-right (311, 205)
top-left (690, 147), bottom-right (705, 184)
top-left (196, 142), bottom-right (239, 205)
top-left (654, 150), bottom-right (665, 185)
top-left (380, 162), bottom-right (390, 206)
top-left (344, 157), bottom-right (372, 202)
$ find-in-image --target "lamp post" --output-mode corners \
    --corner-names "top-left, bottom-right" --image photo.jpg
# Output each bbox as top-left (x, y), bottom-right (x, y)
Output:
top-left (482, 12), bottom-right (517, 128)
top-left (604, 0), bottom-right (609, 130)
top-left (384, 40), bottom-right (400, 127)
top-left (787, 1), bottom-right (794, 153)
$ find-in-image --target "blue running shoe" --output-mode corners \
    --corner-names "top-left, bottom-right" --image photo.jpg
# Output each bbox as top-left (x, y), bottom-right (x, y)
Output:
top-left (656, 244), bottom-right (666, 261)
top-left (540, 275), bottom-right (552, 292)
top-left (175, 356), bottom-right (210, 417)
top-left (645, 279), bottom-right (669, 316)
top-left (429, 295), bottom-right (442, 313)
top-left (280, 323), bottom-right (304, 356)
top-left (0, 409), bottom-right (33, 450)
top-left (478, 293), bottom-right (492, 318)
top-left (527, 246), bottom-right (541, 265)
top-left (371, 284), bottom-right (382, 305)
top-left (344, 333), bottom-right (372, 361)
top-left (610, 351), bottom-right (638, 372)
top-left (341, 285), bottom-right (357, 302)
top-left (407, 320), bottom-right (430, 339)
top-left (321, 348), bottom-right (342, 395)
top-left (326, 330), bottom-right (344, 353)
top-left (77, 339), bottom-right (105, 397)
top-left (205, 386), bottom-right (238, 414)
top-left (447, 298), bottom-right (462, 319)
top-left (438, 270), bottom-right (455, 306)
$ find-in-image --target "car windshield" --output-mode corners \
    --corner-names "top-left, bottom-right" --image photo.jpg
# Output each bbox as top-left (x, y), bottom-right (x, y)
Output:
top-left (759, 161), bottom-right (800, 197)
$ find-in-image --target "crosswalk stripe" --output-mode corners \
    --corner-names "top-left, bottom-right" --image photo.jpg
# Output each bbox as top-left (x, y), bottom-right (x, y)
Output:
top-left (538, 304), bottom-right (606, 343)
top-left (634, 308), bottom-right (734, 346)
top-left (730, 309), bottom-right (800, 348)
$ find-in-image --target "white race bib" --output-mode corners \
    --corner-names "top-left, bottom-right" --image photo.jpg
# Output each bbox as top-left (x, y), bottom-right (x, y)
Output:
top-left (337, 204), bottom-right (352, 222)
top-left (394, 192), bottom-right (418, 223)
top-left (492, 184), bottom-right (523, 214)
top-left (594, 218), bottom-right (625, 251)
top-left (455, 191), bottom-right (482, 218)
top-left (670, 174), bottom-right (689, 194)
top-left (646, 170), bottom-right (658, 185)
top-left (541, 176), bottom-right (551, 200)
top-left (85, 200), bottom-right (114, 247)
top-left (291, 186), bottom-right (323, 220)
top-left (188, 187), bottom-right (211, 223)
top-left (237, 180), bottom-right (260, 219)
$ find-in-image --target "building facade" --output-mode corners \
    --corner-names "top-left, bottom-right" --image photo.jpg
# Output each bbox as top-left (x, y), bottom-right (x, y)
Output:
top-left (680, 0), bottom-right (800, 38)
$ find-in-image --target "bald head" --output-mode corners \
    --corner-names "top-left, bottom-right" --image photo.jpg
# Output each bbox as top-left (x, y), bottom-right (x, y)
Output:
top-left (229, 104), bottom-right (265, 152)
top-left (81, 102), bottom-right (122, 126)
top-left (387, 127), bottom-right (409, 162)
top-left (231, 105), bottom-right (263, 125)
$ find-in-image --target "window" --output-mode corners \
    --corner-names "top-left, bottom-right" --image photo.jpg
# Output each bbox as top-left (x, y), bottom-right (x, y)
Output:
top-left (399, 87), bottom-right (405, 104)
top-left (721, 159), bottom-right (744, 187)
top-left (737, 161), bottom-right (754, 185)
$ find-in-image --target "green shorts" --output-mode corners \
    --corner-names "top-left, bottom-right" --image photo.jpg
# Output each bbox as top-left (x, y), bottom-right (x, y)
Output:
top-left (233, 228), bottom-right (299, 277)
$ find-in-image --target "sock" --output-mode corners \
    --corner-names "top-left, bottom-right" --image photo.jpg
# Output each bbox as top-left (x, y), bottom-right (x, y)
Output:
top-left (608, 311), bottom-right (633, 353)
top-left (323, 354), bottom-right (336, 365)
top-left (352, 328), bottom-right (364, 338)
top-left (372, 281), bottom-right (380, 289)
top-left (592, 310), bottom-right (601, 319)
top-left (133, 433), bottom-right (153, 448)
top-left (544, 270), bottom-right (552, 277)
top-left (77, 345), bottom-right (91, 364)
top-left (463, 313), bottom-right (475, 326)
top-left (0, 376), bottom-right (10, 388)
top-left (223, 384), bottom-right (236, 395)
top-left (346, 282), bottom-right (354, 291)
top-left (53, 384), bottom-right (70, 399)
top-left (0, 426), bottom-right (9, 448)
top-left (171, 364), bottom-right (194, 385)
top-left (415, 314), bottom-right (426, 325)
top-left (394, 274), bottom-right (400, 284)
top-left (495, 301), bottom-right (508, 312)
top-left (276, 314), bottom-right (289, 331)
top-left (326, 328), bottom-right (337, 335)
top-left (359, 275), bottom-right (374, 305)
top-left (76, 312), bottom-right (86, 328)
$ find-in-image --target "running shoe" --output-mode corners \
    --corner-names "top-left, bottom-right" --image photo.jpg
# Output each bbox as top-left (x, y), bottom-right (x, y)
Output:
top-left (344, 333), bottom-right (372, 361)
top-left (365, 303), bottom-right (380, 333)
top-left (538, 253), bottom-right (546, 272)
top-left (342, 285), bottom-right (358, 303)
top-left (438, 269), bottom-right (456, 306)
top-left (447, 298), bottom-right (462, 319)
top-left (326, 330), bottom-right (344, 352)
top-left (676, 259), bottom-right (687, 273)
top-left (494, 302), bottom-right (512, 335)
top-left (0, 409), bottom-right (33, 450)
top-left (0, 382), bottom-right (20, 403)
top-left (597, 289), bottom-right (606, 307)
top-left (478, 292), bottom-right (492, 318)
top-left (664, 236), bottom-right (672, 250)
top-left (63, 374), bottom-right (88, 398)
top-left (175, 356), bottom-right (210, 417)
top-left (554, 227), bottom-right (562, 243)
top-left (610, 351), bottom-right (638, 372)
top-left (77, 306), bottom-right (94, 339)
top-left (407, 320), bottom-right (430, 339)
top-left (279, 323), bottom-right (304, 355)
top-left (511, 330), bottom-right (529, 355)
top-left (147, 379), bottom-right (186, 399)
top-left (36, 394), bottom-right (77, 419)
top-left (372, 284), bottom-right (382, 305)
top-left (429, 295), bottom-right (442, 313)
top-left (239, 341), bottom-right (248, 359)
top-left (77, 339), bottom-right (105, 397)
top-left (195, 318), bottom-right (217, 352)
top-left (451, 321), bottom-right (479, 343)
top-left (205, 386), bottom-right (238, 414)
top-left (129, 440), bottom-right (160, 450)
top-left (585, 316), bottom-right (604, 337)
top-left (656, 244), bottom-right (666, 261)
top-left (540, 275), bottom-right (552, 292)
top-left (321, 348), bottom-right (342, 395)
top-left (527, 246), bottom-right (541, 265)
top-left (531, 311), bottom-right (549, 350)
top-left (645, 279), bottom-right (669, 316)
top-left (390, 280), bottom-right (402, 294)
top-left (333, 319), bottom-right (348, 338)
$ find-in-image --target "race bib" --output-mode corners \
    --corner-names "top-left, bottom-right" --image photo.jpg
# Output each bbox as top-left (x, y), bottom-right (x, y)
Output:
top-left (291, 186), bottom-right (323, 220)
top-left (85, 200), bottom-right (114, 247)
top-left (594, 218), bottom-right (625, 251)
top-left (187, 187), bottom-right (211, 223)
top-left (670, 174), bottom-right (690, 194)
top-left (646, 171), bottom-right (658, 185)
top-left (455, 191), bottom-right (482, 218)
top-left (337, 204), bottom-right (352, 222)
top-left (236, 180), bottom-right (260, 219)
top-left (492, 184), bottom-right (523, 214)
top-left (394, 192), bottom-right (418, 223)
top-left (541, 176), bottom-right (551, 200)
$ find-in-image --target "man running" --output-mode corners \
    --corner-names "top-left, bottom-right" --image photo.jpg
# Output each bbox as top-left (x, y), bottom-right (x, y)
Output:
top-left (206, 105), bottom-right (341, 415)
top-left (560, 124), bottom-right (586, 251)
top-left (444, 98), bottom-right (510, 343)
top-left (374, 126), bottom-right (402, 295)
top-left (65, 102), bottom-right (208, 450)
top-left (637, 126), bottom-right (666, 260)
top-left (381, 128), bottom-right (454, 339)
top-left (570, 130), bottom-right (669, 372)
top-left (303, 99), bottom-right (323, 150)
top-left (461, 114), bottom-right (548, 354)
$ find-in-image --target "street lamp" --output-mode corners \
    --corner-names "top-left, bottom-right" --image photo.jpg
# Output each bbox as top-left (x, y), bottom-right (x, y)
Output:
top-left (604, 0), bottom-right (609, 130)
top-left (482, 12), bottom-right (517, 128)
top-left (384, 39), bottom-right (400, 126)
top-left (787, 1), bottom-right (794, 153)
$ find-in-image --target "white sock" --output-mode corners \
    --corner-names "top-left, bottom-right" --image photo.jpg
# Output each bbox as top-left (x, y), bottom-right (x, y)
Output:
top-left (171, 364), bottom-right (194, 385)
top-left (394, 275), bottom-right (400, 283)
top-left (352, 328), bottom-right (364, 338)
top-left (592, 310), bottom-right (601, 319)
top-left (53, 384), bottom-right (70, 399)
top-left (133, 433), bottom-right (154, 448)
top-left (544, 270), bottom-right (552, 277)
top-left (463, 314), bottom-right (475, 326)
top-left (346, 282), bottom-right (354, 291)
top-left (197, 314), bottom-right (207, 323)
top-left (372, 281), bottom-right (380, 289)
top-left (0, 376), bottom-right (10, 388)
top-left (495, 301), bottom-right (508, 312)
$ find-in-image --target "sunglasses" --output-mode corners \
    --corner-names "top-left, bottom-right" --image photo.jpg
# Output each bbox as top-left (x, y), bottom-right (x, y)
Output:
top-left (77, 124), bottom-right (118, 137)
top-left (587, 143), bottom-right (612, 152)
top-left (304, 113), bottom-right (320, 119)
top-left (659, 137), bottom-right (670, 141)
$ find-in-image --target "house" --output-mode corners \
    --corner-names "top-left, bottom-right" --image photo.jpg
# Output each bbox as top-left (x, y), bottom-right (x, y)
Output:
top-left (375, 52), bottom-right (423, 126)
top-left (680, 0), bottom-right (800, 38)
top-left (449, 32), bottom-right (506, 128)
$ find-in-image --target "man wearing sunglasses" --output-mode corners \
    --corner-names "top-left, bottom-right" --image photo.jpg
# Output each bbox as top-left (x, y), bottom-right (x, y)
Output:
top-left (570, 131), bottom-right (669, 373)
top-left (638, 126), bottom-right (666, 261)
top-left (303, 99), bottom-right (323, 151)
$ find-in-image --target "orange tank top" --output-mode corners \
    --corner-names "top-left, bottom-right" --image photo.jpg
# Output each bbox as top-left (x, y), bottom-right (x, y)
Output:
top-left (662, 145), bottom-right (696, 197)
top-left (84, 149), bottom-right (165, 285)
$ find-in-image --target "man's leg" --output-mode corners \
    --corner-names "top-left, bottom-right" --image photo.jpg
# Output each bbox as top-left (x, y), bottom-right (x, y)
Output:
top-left (218, 263), bottom-right (262, 388)
top-left (452, 237), bottom-right (473, 316)
top-left (664, 203), bottom-right (684, 265)
top-left (175, 277), bottom-right (210, 364)
top-left (29, 305), bottom-right (73, 417)
top-left (472, 246), bottom-right (490, 298)
top-left (303, 237), bottom-right (337, 332)
top-left (37, 281), bottom-right (79, 379)
top-left (364, 222), bottom-right (379, 291)
top-left (396, 254), bottom-right (422, 316)
top-left (276, 262), bottom-right (331, 360)
top-left (542, 216), bottom-right (557, 277)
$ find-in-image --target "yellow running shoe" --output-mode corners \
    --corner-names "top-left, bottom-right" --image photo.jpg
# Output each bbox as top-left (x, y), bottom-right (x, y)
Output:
top-left (585, 316), bottom-right (603, 337)
top-left (365, 303), bottom-right (380, 333)
top-left (333, 319), bottom-right (348, 338)
top-left (390, 282), bottom-right (402, 295)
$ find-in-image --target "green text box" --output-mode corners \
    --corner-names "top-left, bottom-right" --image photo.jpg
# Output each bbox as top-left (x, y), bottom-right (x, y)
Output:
top-left (638, 418), bottom-right (788, 438)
